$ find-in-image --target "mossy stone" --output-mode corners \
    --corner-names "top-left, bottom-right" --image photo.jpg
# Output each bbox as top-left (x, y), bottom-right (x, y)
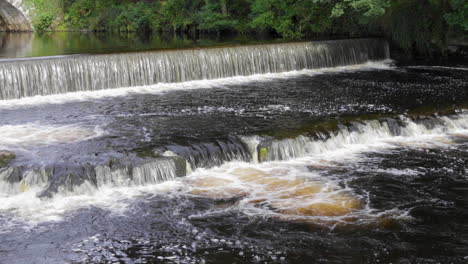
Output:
top-left (0, 150), bottom-right (15, 168)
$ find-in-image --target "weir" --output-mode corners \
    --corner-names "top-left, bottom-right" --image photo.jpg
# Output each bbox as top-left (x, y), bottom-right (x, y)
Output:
top-left (0, 38), bottom-right (389, 100)
top-left (1, 112), bottom-right (467, 197)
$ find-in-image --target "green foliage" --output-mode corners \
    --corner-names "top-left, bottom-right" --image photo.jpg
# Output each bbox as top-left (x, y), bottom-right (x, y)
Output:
top-left (156, 0), bottom-right (202, 32)
top-left (25, 0), bottom-right (63, 31)
top-left (251, 0), bottom-right (301, 38)
top-left (380, 0), bottom-right (449, 55)
top-left (251, 0), bottom-right (336, 39)
top-left (445, 0), bottom-right (468, 31)
top-left (329, 0), bottom-right (465, 55)
top-left (198, 0), bottom-right (237, 33)
top-left (293, 1), bottom-right (335, 35)
top-left (64, 0), bottom-right (95, 30)
top-left (34, 14), bottom-right (53, 31)
top-left (26, 0), bottom-right (467, 56)
top-left (349, 0), bottom-right (389, 18)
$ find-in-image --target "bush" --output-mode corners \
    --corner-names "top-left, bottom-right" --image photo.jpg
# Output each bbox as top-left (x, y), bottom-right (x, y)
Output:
top-left (25, 0), bottom-right (62, 31)
top-left (34, 14), bottom-right (53, 31)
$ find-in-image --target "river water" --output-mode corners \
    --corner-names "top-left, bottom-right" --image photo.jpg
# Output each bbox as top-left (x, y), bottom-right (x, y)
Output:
top-left (0, 32), bottom-right (282, 59)
top-left (0, 35), bottom-right (467, 263)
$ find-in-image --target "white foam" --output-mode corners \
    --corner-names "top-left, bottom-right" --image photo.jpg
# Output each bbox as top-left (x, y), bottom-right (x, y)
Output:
top-left (0, 60), bottom-right (393, 109)
top-left (0, 180), bottom-right (183, 232)
top-left (0, 123), bottom-right (104, 148)
top-left (184, 151), bottom-right (409, 226)
top-left (1, 110), bottom-right (467, 228)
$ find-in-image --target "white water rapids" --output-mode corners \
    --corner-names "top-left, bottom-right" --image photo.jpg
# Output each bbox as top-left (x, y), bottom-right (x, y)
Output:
top-left (0, 111), bottom-right (467, 230)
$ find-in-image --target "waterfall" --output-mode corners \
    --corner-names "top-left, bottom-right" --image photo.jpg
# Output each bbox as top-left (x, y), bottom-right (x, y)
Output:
top-left (0, 38), bottom-right (389, 100)
top-left (255, 114), bottom-right (468, 162)
top-left (0, 158), bottom-right (185, 197)
top-left (166, 137), bottom-right (252, 169)
top-left (1, 111), bottom-right (467, 198)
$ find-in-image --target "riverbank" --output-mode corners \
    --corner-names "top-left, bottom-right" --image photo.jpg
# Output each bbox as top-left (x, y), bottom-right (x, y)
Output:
top-left (20, 0), bottom-right (467, 58)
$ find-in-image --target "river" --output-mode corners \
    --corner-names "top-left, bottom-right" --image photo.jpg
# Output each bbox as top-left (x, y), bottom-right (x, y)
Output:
top-left (0, 33), bottom-right (467, 263)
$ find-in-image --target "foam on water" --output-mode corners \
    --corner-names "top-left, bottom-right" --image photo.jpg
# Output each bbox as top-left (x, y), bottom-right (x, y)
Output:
top-left (0, 181), bottom-right (183, 232)
top-left (168, 111), bottom-right (465, 224)
top-left (0, 60), bottom-right (393, 109)
top-left (0, 123), bottom-right (104, 148)
top-left (183, 131), bottom-right (429, 226)
top-left (187, 162), bottom-right (365, 223)
top-left (257, 113), bottom-right (468, 162)
top-left (2, 112), bottom-right (466, 229)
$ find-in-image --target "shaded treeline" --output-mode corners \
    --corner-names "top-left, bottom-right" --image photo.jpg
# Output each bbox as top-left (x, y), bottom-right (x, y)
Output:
top-left (26, 0), bottom-right (467, 56)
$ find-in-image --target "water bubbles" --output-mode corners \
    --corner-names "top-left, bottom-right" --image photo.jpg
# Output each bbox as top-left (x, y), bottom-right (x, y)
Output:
top-left (0, 123), bottom-right (103, 147)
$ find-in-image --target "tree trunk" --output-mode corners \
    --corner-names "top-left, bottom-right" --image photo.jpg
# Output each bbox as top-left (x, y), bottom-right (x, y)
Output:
top-left (221, 0), bottom-right (228, 16)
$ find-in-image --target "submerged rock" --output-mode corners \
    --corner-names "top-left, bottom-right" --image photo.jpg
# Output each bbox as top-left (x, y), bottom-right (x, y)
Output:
top-left (0, 150), bottom-right (15, 168)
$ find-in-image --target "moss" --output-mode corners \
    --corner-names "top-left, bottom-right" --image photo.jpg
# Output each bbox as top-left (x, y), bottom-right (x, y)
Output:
top-left (134, 146), bottom-right (163, 159)
top-left (263, 113), bottom-right (393, 140)
top-left (261, 104), bottom-right (468, 142)
top-left (19, 182), bottom-right (29, 193)
top-left (259, 147), bottom-right (268, 161)
top-left (0, 150), bottom-right (15, 168)
top-left (406, 104), bottom-right (468, 119)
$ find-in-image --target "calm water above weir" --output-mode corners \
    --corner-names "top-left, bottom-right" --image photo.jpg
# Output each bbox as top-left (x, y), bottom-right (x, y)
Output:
top-left (0, 32), bottom-right (281, 59)
top-left (0, 39), bottom-right (468, 263)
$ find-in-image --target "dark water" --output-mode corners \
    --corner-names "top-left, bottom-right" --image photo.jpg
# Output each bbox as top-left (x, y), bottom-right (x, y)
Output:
top-left (0, 41), bottom-right (467, 264)
top-left (0, 62), bottom-right (467, 263)
top-left (1, 64), bottom-right (466, 167)
top-left (8, 141), bottom-right (467, 263)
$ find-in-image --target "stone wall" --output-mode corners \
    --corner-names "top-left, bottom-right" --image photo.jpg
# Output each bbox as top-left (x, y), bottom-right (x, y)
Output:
top-left (0, 0), bottom-right (32, 31)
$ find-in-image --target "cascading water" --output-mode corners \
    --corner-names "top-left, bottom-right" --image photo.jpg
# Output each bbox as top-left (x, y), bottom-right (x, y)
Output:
top-left (0, 157), bottom-right (185, 197)
top-left (1, 112), bottom-right (467, 198)
top-left (165, 137), bottom-right (252, 169)
top-left (0, 34), bottom-right (467, 263)
top-left (255, 114), bottom-right (468, 162)
top-left (0, 38), bottom-right (389, 100)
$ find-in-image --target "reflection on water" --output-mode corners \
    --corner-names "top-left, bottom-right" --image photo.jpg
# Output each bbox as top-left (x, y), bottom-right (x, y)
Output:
top-left (0, 32), bottom-right (33, 58)
top-left (0, 32), bottom-right (280, 59)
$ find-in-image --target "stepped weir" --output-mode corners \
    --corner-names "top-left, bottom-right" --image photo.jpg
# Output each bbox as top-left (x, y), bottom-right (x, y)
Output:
top-left (1, 20), bottom-right (468, 261)
top-left (1, 112), bottom-right (468, 197)
top-left (0, 38), bottom-right (389, 100)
